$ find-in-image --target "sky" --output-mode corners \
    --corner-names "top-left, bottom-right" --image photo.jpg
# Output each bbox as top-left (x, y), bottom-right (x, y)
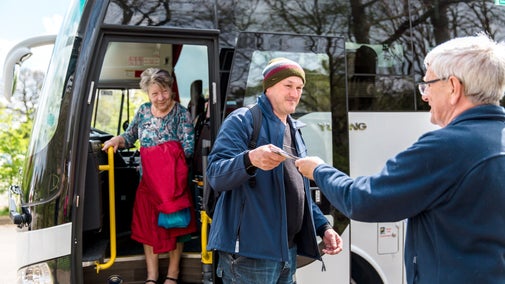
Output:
top-left (0, 0), bottom-right (70, 100)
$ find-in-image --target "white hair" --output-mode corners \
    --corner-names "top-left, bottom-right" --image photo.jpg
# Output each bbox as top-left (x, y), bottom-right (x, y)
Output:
top-left (424, 32), bottom-right (505, 105)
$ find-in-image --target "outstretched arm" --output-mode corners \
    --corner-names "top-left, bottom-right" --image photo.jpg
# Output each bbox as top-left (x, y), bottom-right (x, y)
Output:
top-left (295, 156), bottom-right (325, 180)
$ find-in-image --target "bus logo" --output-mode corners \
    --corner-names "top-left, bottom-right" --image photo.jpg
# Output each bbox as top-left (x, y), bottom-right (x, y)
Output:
top-left (349, 122), bottom-right (367, 131)
top-left (316, 122), bottom-right (367, 131)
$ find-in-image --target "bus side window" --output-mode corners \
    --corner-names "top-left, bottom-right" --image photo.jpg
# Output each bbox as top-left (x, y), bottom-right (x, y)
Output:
top-left (349, 45), bottom-right (378, 110)
top-left (188, 79), bottom-right (205, 122)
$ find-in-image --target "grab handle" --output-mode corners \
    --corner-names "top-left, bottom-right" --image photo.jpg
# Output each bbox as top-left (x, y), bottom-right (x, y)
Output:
top-left (95, 146), bottom-right (117, 272)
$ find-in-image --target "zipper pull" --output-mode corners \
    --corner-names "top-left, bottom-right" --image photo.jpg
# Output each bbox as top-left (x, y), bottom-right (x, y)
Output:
top-left (235, 238), bottom-right (240, 253)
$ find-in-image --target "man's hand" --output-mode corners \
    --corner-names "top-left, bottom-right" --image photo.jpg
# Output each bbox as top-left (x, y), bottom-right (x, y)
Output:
top-left (322, 228), bottom-right (343, 255)
top-left (294, 156), bottom-right (325, 180)
top-left (248, 144), bottom-right (287, 171)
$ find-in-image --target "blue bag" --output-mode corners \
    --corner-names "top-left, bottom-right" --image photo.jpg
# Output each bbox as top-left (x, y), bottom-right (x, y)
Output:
top-left (158, 208), bottom-right (191, 229)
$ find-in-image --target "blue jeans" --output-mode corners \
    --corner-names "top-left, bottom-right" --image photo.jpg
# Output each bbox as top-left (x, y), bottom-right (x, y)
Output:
top-left (216, 246), bottom-right (297, 284)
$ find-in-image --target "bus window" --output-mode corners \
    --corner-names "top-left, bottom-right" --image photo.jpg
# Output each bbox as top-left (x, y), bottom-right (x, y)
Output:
top-left (347, 42), bottom-right (417, 111)
top-left (174, 45), bottom-right (210, 107)
top-left (92, 89), bottom-right (148, 137)
top-left (98, 42), bottom-right (209, 108)
top-left (104, 0), bottom-right (215, 29)
top-left (226, 33), bottom-right (344, 116)
top-left (93, 41), bottom-right (210, 137)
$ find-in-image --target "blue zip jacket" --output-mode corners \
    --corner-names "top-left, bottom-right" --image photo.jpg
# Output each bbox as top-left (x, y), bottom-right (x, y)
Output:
top-left (313, 105), bottom-right (505, 283)
top-left (206, 94), bottom-right (330, 262)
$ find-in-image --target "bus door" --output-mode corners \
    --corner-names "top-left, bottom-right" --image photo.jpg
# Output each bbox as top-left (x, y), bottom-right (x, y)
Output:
top-left (78, 29), bottom-right (220, 284)
top-left (224, 32), bottom-right (351, 284)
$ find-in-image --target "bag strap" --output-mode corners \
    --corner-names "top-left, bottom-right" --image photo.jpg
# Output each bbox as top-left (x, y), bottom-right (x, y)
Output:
top-left (246, 104), bottom-right (262, 188)
top-left (247, 104), bottom-right (262, 149)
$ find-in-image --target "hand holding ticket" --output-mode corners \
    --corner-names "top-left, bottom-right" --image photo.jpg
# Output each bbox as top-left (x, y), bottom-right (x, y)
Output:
top-left (269, 145), bottom-right (299, 160)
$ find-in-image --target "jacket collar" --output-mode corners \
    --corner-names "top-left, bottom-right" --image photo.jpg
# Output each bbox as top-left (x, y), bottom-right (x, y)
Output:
top-left (449, 104), bottom-right (505, 126)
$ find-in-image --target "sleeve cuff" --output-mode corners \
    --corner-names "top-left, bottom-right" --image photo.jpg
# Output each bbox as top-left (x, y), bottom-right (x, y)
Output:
top-left (243, 150), bottom-right (257, 175)
top-left (316, 223), bottom-right (332, 238)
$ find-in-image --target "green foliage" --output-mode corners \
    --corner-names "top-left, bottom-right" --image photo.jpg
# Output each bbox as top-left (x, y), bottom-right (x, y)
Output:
top-left (92, 89), bottom-right (148, 136)
top-left (0, 68), bottom-right (39, 199)
top-left (0, 110), bottom-right (32, 191)
top-left (0, 206), bottom-right (8, 216)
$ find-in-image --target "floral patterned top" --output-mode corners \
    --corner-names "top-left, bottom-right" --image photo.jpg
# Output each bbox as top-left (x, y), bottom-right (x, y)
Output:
top-left (121, 102), bottom-right (195, 158)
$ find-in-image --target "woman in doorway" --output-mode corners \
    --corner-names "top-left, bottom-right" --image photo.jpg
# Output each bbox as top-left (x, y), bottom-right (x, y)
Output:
top-left (102, 68), bottom-right (196, 284)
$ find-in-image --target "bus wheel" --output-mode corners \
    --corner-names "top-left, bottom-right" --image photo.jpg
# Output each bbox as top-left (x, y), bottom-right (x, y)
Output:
top-left (351, 253), bottom-right (383, 284)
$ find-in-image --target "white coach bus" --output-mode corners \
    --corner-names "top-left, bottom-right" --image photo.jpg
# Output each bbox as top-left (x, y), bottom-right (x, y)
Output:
top-left (3, 0), bottom-right (505, 283)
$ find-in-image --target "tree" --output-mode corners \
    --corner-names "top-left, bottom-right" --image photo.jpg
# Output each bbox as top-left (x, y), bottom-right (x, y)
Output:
top-left (0, 68), bottom-right (42, 200)
top-left (7, 68), bottom-right (43, 121)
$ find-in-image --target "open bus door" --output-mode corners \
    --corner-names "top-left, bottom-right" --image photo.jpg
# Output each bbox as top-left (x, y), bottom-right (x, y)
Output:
top-left (222, 32), bottom-right (352, 283)
top-left (76, 28), bottom-right (220, 283)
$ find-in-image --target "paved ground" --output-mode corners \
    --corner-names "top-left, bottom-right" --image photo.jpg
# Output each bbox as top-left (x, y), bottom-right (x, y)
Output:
top-left (0, 216), bottom-right (17, 284)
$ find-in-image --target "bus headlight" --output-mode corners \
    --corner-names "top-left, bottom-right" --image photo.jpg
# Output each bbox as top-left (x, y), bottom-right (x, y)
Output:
top-left (17, 262), bottom-right (54, 284)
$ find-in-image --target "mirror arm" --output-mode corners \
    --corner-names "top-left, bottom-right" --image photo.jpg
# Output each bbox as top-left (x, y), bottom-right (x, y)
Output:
top-left (8, 185), bottom-right (31, 228)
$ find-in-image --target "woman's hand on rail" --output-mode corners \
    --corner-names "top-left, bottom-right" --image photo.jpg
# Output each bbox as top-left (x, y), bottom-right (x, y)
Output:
top-left (101, 136), bottom-right (125, 152)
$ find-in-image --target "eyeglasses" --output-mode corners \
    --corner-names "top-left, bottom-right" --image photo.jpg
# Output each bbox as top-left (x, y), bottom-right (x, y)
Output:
top-left (418, 78), bottom-right (446, 96)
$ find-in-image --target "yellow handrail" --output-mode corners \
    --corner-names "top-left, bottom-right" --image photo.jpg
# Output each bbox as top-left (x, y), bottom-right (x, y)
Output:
top-left (200, 210), bottom-right (213, 265)
top-left (95, 147), bottom-right (117, 272)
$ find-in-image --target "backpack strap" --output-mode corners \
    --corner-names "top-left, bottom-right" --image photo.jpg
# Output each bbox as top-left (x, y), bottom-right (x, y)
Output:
top-left (246, 104), bottom-right (262, 187)
top-left (247, 104), bottom-right (262, 150)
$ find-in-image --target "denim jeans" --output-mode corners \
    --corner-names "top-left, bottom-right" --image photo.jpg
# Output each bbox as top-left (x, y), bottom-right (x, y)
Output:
top-left (216, 246), bottom-right (297, 284)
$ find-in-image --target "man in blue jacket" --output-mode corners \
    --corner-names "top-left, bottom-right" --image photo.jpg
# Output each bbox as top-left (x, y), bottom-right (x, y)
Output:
top-left (206, 58), bottom-right (343, 284)
top-left (296, 33), bottom-right (505, 284)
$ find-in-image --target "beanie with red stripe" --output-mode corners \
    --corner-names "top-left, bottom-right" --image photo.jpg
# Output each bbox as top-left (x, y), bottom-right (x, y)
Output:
top-left (262, 58), bottom-right (305, 90)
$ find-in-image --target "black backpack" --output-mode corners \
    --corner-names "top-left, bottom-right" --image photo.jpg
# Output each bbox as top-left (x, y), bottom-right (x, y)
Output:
top-left (202, 104), bottom-right (262, 218)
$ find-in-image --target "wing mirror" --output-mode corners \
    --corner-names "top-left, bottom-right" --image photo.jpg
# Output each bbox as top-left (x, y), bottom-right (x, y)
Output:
top-left (8, 185), bottom-right (31, 228)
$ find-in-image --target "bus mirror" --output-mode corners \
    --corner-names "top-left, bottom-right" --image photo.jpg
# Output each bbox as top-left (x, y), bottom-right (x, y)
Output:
top-left (1, 35), bottom-right (56, 102)
top-left (8, 185), bottom-right (31, 228)
top-left (2, 47), bottom-right (32, 102)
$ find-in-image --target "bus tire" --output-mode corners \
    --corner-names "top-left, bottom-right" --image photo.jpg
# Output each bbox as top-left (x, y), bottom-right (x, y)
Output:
top-left (351, 253), bottom-right (383, 284)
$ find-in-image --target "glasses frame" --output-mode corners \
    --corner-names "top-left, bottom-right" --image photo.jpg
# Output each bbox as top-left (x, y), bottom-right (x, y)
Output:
top-left (418, 77), bottom-right (446, 96)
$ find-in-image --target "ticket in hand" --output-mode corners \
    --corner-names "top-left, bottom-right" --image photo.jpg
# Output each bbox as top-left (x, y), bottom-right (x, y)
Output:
top-left (270, 145), bottom-right (299, 160)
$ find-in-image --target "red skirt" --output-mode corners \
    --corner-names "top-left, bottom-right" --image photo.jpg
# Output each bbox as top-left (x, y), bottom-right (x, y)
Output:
top-left (130, 141), bottom-right (197, 254)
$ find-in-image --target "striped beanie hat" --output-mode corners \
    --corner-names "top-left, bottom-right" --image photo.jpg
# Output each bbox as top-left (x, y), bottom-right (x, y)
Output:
top-left (262, 58), bottom-right (305, 90)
